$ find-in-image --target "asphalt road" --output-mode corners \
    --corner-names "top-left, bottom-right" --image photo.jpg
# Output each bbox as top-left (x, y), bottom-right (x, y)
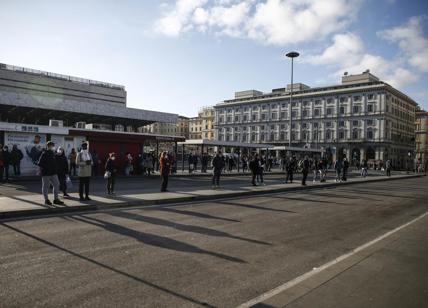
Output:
top-left (1, 177), bottom-right (427, 307)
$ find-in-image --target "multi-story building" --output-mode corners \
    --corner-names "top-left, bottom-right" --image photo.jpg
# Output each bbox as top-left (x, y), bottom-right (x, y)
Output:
top-left (189, 107), bottom-right (215, 140)
top-left (177, 116), bottom-right (190, 139)
top-left (140, 116), bottom-right (189, 138)
top-left (214, 72), bottom-right (418, 168)
top-left (415, 108), bottom-right (428, 170)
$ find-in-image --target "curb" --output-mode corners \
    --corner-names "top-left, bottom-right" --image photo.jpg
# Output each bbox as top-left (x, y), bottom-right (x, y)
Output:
top-left (0, 174), bottom-right (423, 220)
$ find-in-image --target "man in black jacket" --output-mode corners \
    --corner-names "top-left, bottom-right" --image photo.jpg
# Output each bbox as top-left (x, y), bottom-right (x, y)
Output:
top-left (37, 141), bottom-right (64, 206)
top-left (249, 154), bottom-right (259, 186)
top-left (211, 151), bottom-right (225, 189)
top-left (301, 155), bottom-right (310, 186)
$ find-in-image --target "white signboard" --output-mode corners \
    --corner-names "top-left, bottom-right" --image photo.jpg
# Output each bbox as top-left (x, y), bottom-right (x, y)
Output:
top-left (4, 133), bottom-right (46, 176)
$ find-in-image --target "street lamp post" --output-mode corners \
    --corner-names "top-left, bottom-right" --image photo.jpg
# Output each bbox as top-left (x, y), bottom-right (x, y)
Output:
top-left (286, 51), bottom-right (299, 149)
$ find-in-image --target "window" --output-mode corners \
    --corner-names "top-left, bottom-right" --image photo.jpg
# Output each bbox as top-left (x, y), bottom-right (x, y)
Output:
top-left (367, 119), bottom-right (373, 126)
top-left (313, 122), bottom-right (319, 128)
top-left (262, 105), bottom-right (267, 110)
top-left (261, 125), bottom-right (265, 130)
top-left (270, 125), bottom-right (275, 130)
top-left (292, 102), bottom-right (297, 107)
top-left (303, 110), bottom-right (309, 117)
top-left (281, 112), bottom-right (286, 119)
top-left (327, 98), bottom-right (333, 104)
top-left (367, 104), bottom-right (373, 112)
top-left (303, 101), bottom-right (309, 106)
top-left (280, 124), bottom-right (285, 129)
top-left (340, 106), bottom-right (345, 115)
top-left (291, 123), bottom-right (296, 129)
top-left (291, 111), bottom-right (297, 118)
top-left (302, 123), bottom-right (307, 129)
top-left (367, 130), bottom-right (373, 139)
top-left (243, 115), bottom-right (248, 122)
top-left (340, 97), bottom-right (347, 103)
top-left (352, 130), bottom-right (359, 139)
top-left (354, 95), bottom-right (361, 101)
top-left (252, 114), bottom-right (257, 121)
top-left (326, 122), bottom-right (332, 128)
top-left (271, 112), bottom-right (277, 120)
top-left (339, 121), bottom-right (345, 127)
top-left (315, 100), bottom-right (322, 105)
top-left (261, 113), bottom-right (267, 120)
top-left (368, 94), bottom-right (374, 100)
top-left (339, 131), bottom-right (345, 139)
top-left (353, 120), bottom-right (359, 126)
top-left (326, 130), bottom-right (332, 140)
top-left (314, 109), bottom-right (321, 116)
top-left (326, 108), bottom-right (333, 115)
top-left (227, 116), bottom-right (232, 123)
top-left (234, 115), bottom-right (239, 122)
top-left (281, 103), bottom-right (287, 108)
top-left (252, 106), bottom-right (258, 111)
top-left (353, 105), bottom-right (359, 113)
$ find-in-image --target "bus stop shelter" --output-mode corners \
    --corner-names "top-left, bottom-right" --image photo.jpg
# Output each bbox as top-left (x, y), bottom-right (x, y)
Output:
top-left (177, 139), bottom-right (275, 172)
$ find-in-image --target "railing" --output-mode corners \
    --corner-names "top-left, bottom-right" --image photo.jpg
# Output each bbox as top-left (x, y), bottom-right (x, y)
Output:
top-left (0, 63), bottom-right (125, 90)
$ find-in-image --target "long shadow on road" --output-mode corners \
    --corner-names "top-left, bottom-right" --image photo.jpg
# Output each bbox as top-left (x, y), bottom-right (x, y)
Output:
top-left (0, 222), bottom-right (217, 308)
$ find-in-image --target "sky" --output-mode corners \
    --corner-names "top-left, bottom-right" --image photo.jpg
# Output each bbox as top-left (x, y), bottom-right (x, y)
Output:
top-left (1, 0), bottom-right (428, 117)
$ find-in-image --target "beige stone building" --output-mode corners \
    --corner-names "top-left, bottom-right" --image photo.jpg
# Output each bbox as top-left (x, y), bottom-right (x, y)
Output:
top-left (189, 107), bottom-right (215, 140)
top-left (415, 109), bottom-right (428, 170)
top-left (214, 72), bottom-right (418, 169)
top-left (140, 116), bottom-right (189, 138)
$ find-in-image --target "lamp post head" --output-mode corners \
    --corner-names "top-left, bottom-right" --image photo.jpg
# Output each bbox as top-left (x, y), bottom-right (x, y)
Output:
top-left (286, 51), bottom-right (300, 58)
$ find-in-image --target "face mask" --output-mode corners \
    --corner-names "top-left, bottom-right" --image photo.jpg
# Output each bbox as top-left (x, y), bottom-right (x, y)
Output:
top-left (111, 157), bottom-right (116, 161)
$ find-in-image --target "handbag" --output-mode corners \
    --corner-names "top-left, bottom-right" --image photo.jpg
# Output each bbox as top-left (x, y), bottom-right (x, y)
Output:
top-left (66, 176), bottom-right (73, 190)
top-left (104, 171), bottom-right (111, 179)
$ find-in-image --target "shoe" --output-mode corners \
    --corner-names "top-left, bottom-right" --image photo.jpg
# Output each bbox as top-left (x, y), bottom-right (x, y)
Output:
top-left (53, 199), bottom-right (64, 205)
top-left (79, 197), bottom-right (85, 201)
top-left (111, 192), bottom-right (116, 195)
top-left (252, 184), bottom-right (257, 186)
top-left (45, 199), bottom-right (52, 206)
top-left (63, 193), bottom-right (70, 197)
top-left (85, 197), bottom-right (92, 201)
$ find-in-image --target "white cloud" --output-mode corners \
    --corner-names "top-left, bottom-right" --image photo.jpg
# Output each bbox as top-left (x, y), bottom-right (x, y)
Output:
top-left (378, 16), bottom-right (428, 72)
top-left (153, 0), bottom-right (363, 45)
top-left (306, 32), bottom-right (419, 88)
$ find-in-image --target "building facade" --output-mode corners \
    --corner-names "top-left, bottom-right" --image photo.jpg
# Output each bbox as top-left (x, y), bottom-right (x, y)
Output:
top-left (189, 107), bottom-right (215, 140)
top-left (415, 109), bottom-right (428, 171)
top-left (214, 72), bottom-right (418, 168)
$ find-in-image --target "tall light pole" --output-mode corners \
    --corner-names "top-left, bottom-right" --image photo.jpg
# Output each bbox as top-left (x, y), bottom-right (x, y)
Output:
top-left (286, 51), bottom-right (299, 149)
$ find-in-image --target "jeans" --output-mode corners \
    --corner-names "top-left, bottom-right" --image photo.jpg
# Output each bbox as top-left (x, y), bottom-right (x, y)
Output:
top-left (285, 170), bottom-right (293, 183)
top-left (70, 163), bottom-right (77, 176)
top-left (13, 163), bottom-right (21, 176)
top-left (251, 171), bottom-right (257, 185)
top-left (58, 174), bottom-right (67, 194)
top-left (79, 177), bottom-right (90, 198)
top-left (212, 170), bottom-right (221, 186)
top-left (302, 170), bottom-right (308, 185)
top-left (42, 175), bottom-right (60, 201)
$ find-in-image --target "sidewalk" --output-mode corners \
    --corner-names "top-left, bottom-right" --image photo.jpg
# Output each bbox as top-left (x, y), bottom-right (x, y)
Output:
top-left (0, 174), bottom-right (423, 219)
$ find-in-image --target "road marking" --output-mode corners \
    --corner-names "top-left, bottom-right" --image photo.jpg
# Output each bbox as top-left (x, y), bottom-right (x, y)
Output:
top-left (237, 210), bottom-right (428, 308)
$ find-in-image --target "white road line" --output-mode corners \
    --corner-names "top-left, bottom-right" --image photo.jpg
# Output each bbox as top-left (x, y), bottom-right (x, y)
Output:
top-left (237, 210), bottom-right (428, 308)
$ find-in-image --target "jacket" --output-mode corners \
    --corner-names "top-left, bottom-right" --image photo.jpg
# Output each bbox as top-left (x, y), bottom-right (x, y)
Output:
top-left (105, 159), bottom-right (117, 175)
top-left (11, 149), bottom-right (23, 164)
top-left (55, 154), bottom-right (69, 176)
top-left (211, 155), bottom-right (225, 171)
top-left (38, 150), bottom-right (58, 176)
top-left (76, 151), bottom-right (93, 177)
top-left (159, 157), bottom-right (171, 175)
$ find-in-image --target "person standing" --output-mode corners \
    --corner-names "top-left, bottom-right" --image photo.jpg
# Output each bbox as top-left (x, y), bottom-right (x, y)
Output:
top-left (76, 142), bottom-right (93, 201)
top-left (334, 158), bottom-right (343, 182)
top-left (69, 148), bottom-right (77, 177)
top-left (361, 159), bottom-right (368, 178)
top-left (11, 145), bottom-right (23, 176)
top-left (249, 154), bottom-right (259, 186)
top-left (37, 141), bottom-right (64, 205)
top-left (159, 151), bottom-right (171, 192)
top-left (55, 147), bottom-right (70, 198)
top-left (301, 156), bottom-right (310, 186)
top-left (342, 157), bottom-right (349, 181)
top-left (312, 158), bottom-right (320, 183)
top-left (2, 146), bottom-right (11, 182)
top-left (211, 151), bottom-right (225, 189)
top-left (92, 150), bottom-right (100, 177)
top-left (285, 156), bottom-right (295, 184)
top-left (385, 159), bottom-right (392, 177)
top-left (105, 152), bottom-right (117, 195)
top-left (257, 155), bottom-right (265, 185)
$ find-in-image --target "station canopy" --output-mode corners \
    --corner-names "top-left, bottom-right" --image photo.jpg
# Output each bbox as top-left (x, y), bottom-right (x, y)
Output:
top-left (177, 139), bottom-right (275, 149)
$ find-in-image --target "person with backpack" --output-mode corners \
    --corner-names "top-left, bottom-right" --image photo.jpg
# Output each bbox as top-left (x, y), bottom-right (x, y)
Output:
top-left (10, 145), bottom-right (23, 176)
top-left (342, 156), bottom-right (350, 181)
top-left (37, 141), bottom-right (64, 205)
top-left (211, 151), bottom-right (225, 189)
top-left (55, 147), bottom-right (70, 198)
top-left (301, 155), bottom-right (310, 186)
top-left (76, 142), bottom-right (93, 201)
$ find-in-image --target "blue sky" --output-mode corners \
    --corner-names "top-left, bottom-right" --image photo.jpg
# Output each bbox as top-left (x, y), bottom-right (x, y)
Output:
top-left (1, 0), bottom-right (428, 117)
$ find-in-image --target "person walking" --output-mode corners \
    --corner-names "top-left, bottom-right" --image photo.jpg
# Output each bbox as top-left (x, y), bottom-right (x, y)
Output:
top-left (124, 153), bottom-right (133, 176)
top-left (92, 150), bottom-right (100, 177)
top-left (55, 147), bottom-right (70, 198)
top-left (145, 154), bottom-right (153, 176)
top-left (1, 146), bottom-right (11, 182)
top-left (301, 155), bottom-right (310, 186)
top-left (211, 151), bottom-right (225, 189)
top-left (68, 148), bottom-right (77, 177)
top-left (249, 154), bottom-right (259, 186)
top-left (201, 154), bottom-right (208, 173)
top-left (312, 158), bottom-right (320, 183)
top-left (257, 155), bottom-right (265, 185)
top-left (76, 142), bottom-right (93, 201)
top-left (342, 157), bottom-right (349, 181)
top-left (10, 145), bottom-right (23, 176)
top-left (105, 152), bottom-right (117, 195)
top-left (159, 151), bottom-right (171, 192)
top-left (334, 158), bottom-right (343, 182)
top-left (37, 141), bottom-right (64, 205)
top-left (385, 159), bottom-right (392, 177)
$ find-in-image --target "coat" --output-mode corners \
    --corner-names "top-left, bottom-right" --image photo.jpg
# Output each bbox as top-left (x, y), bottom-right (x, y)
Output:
top-left (211, 155), bottom-right (225, 172)
top-left (11, 149), bottom-right (23, 165)
top-left (38, 150), bottom-right (58, 176)
top-left (76, 151), bottom-right (93, 177)
top-left (159, 157), bottom-right (171, 175)
top-left (55, 154), bottom-right (69, 176)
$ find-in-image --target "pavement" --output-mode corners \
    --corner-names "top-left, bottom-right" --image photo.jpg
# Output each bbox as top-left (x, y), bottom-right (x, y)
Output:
top-left (0, 171), bottom-right (422, 219)
top-left (1, 177), bottom-right (427, 307)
